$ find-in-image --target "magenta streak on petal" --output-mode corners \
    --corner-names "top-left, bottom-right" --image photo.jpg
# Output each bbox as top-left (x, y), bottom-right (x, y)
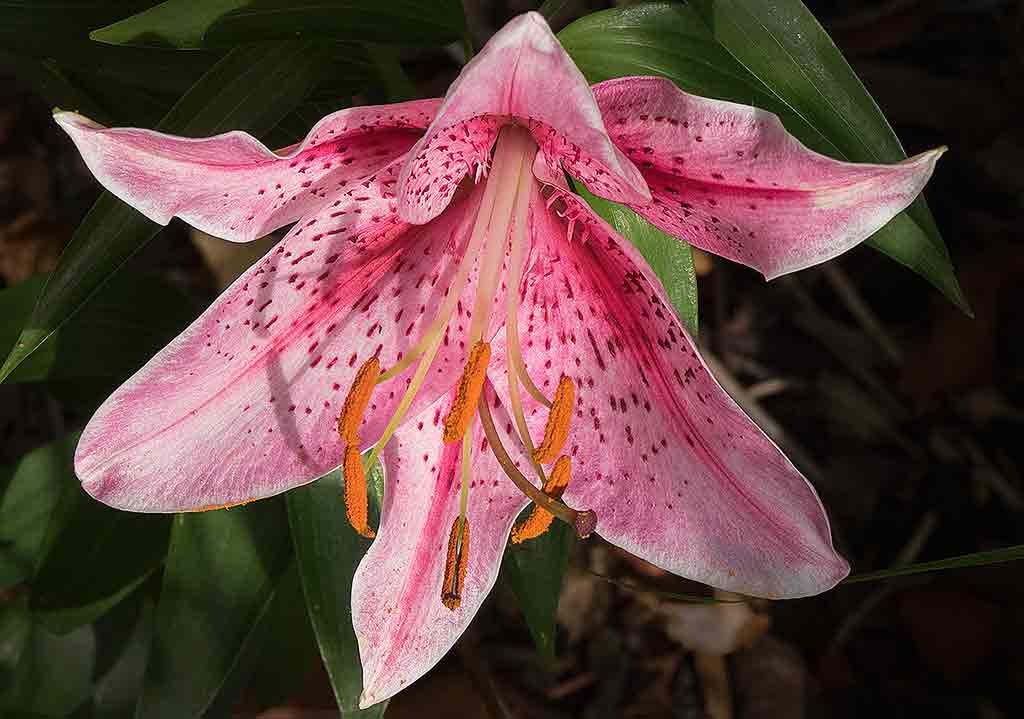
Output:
top-left (487, 182), bottom-right (848, 599)
top-left (397, 12), bottom-right (649, 226)
top-left (74, 164), bottom-right (493, 513)
top-left (592, 76), bottom-right (942, 279)
top-left (55, 99), bottom-right (440, 243)
top-left (352, 386), bottom-right (527, 707)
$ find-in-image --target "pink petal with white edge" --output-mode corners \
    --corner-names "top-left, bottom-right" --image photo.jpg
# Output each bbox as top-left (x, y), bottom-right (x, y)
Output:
top-left (592, 76), bottom-right (944, 279)
top-left (397, 12), bottom-right (649, 225)
top-left (352, 384), bottom-right (528, 707)
top-left (75, 163), bottom-right (494, 512)
top-left (55, 99), bottom-right (439, 243)
top-left (491, 184), bottom-right (848, 598)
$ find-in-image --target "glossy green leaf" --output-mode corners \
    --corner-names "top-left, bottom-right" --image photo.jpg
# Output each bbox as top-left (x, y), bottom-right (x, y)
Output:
top-left (287, 464), bottom-right (386, 718)
top-left (30, 486), bottom-right (171, 633)
top-left (0, 435), bottom-right (78, 590)
top-left (238, 564), bottom-right (319, 710)
top-left (92, 600), bottom-right (155, 719)
top-left (505, 521), bottom-right (572, 658)
top-left (559, 2), bottom-right (968, 313)
top-left (843, 544), bottom-right (1024, 585)
top-left (0, 40), bottom-right (335, 385)
top-left (0, 1), bottom-right (154, 58)
top-left (578, 185), bottom-right (699, 337)
top-left (137, 500), bottom-right (293, 719)
top-left (203, 562), bottom-right (318, 715)
top-left (92, 0), bottom-right (466, 49)
top-left (0, 602), bottom-right (32, 696)
top-left (1, 619), bottom-right (95, 717)
top-left (2, 273), bottom-right (195, 391)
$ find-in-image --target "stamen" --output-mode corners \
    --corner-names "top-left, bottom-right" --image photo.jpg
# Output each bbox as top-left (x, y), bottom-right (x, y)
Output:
top-left (533, 375), bottom-right (575, 464)
top-left (343, 444), bottom-right (375, 539)
top-left (366, 125), bottom-right (531, 469)
top-left (477, 394), bottom-right (596, 539)
top-left (337, 357), bottom-right (381, 445)
top-left (441, 516), bottom-right (470, 610)
top-left (511, 455), bottom-right (572, 544)
top-left (442, 341), bottom-right (491, 443)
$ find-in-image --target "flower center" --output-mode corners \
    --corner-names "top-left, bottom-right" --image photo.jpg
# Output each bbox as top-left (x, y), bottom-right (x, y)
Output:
top-left (338, 125), bottom-right (595, 609)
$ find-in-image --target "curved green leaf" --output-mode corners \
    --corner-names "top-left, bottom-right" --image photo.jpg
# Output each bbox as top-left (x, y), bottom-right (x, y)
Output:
top-left (843, 544), bottom-right (1024, 584)
top-left (559, 2), bottom-right (969, 313)
top-left (287, 465), bottom-right (387, 718)
top-left (30, 487), bottom-right (171, 633)
top-left (577, 184), bottom-right (699, 337)
top-left (2, 273), bottom-right (195, 392)
top-left (92, 0), bottom-right (466, 49)
top-left (0, 435), bottom-right (78, 590)
top-left (137, 500), bottom-right (292, 719)
top-left (505, 522), bottom-right (572, 658)
top-left (0, 1), bottom-right (154, 58)
top-left (0, 40), bottom-right (336, 385)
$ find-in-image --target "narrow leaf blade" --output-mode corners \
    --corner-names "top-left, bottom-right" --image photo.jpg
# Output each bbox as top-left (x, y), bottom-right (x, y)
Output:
top-left (136, 500), bottom-right (292, 719)
top-left (92, 0), bottom-right (466, 49)
top-left (505, 522), bottom-right (572, 658)
top-left (287, 467), bottom-right (386, 718)
top-left (559, 1), bottom-right (968, 312)
top-left (843, 545), bottom-right (1024, 585)
top-left (0, 40), bottom-right (334, 384)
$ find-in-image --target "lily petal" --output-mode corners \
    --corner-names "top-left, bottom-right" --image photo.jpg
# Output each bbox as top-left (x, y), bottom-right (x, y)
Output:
top-left (352, 384), bottom-right (528, 707)
top-left (592, 77), bottom-right (943, 279)
top-left (56, 100), bottom-right (439, 243)
top-left (75, 163), bottom-right (490, 512)
top-left (398, 12), bottom-right (649, 225)
top-left (495, 185), bottom-right (848, 598)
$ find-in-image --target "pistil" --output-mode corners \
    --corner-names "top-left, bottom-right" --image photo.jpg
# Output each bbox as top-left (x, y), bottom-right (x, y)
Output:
top-left (477, 393), bottom-right (596, 539)
top-left (511, 455), bottom-right (572, 543)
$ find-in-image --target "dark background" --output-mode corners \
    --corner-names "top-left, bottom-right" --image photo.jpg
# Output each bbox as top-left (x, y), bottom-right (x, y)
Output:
top-left (2, 1), bottom-right (1022, 717)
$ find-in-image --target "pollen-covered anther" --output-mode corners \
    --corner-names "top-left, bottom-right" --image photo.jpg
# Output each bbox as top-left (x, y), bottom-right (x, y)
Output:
top-left (533, 374), bottom-right (575, 464)
top-left (343, 444), bottom-right (375, 539)
top-left (442, 341), bottom-right (491, 443)
top-left (337, 357), bottom-right (381, 445)
top-left (441, 517), bottom-right (470, 610)
top-left (511, 455), bottom-right (572, 544)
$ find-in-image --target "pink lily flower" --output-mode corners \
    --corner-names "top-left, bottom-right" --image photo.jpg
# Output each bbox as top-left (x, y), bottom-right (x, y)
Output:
top-left (60, 13), bottom-right (942, 706)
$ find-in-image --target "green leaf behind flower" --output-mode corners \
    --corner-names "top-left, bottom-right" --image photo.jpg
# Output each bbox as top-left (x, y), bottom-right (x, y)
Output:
top-left (0, 40), bottom-right (336, 385)
top-left (559, 1), bottom-right (969, 314)
top-left (136, 500), bottom-right (293, 719)
top-left (91, 0), bottom-right (466, 49)
top-left (286, 463), bottom-right (387, 718)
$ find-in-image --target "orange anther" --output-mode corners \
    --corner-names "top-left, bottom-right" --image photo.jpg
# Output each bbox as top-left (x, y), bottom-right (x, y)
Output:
top-left (511, 455), bottom-right (572, 544)
top-left (441, 516), bottom-right (470, 610)
top-left (533, 375), bottom-right (574, 464)
top-left (337, 357), bottom-right (381, 445)
top-left (442, 341), bottom-right (491, 443)
top-left (343, 444), bottom-right (375, 539)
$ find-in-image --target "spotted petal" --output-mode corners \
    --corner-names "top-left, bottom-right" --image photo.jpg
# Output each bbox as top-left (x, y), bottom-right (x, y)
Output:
top-left (75, 163), bottom-right (492, 512)
top-left (56, 100), bottom-right (439, 243)
top-left (592, 77), bottom-right (943, 279)
top-left (397, 12), bottom-right (649, 225)
top-left (352, 384), bottom-right (528, 707)
top-left (495, 185), bottom-right (848, 598)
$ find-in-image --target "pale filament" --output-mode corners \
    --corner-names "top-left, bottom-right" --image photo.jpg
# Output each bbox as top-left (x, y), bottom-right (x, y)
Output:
top-left (353, 124), bottom-right (594, 554)
top-left (365, 126), bottom-right (528, 468)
